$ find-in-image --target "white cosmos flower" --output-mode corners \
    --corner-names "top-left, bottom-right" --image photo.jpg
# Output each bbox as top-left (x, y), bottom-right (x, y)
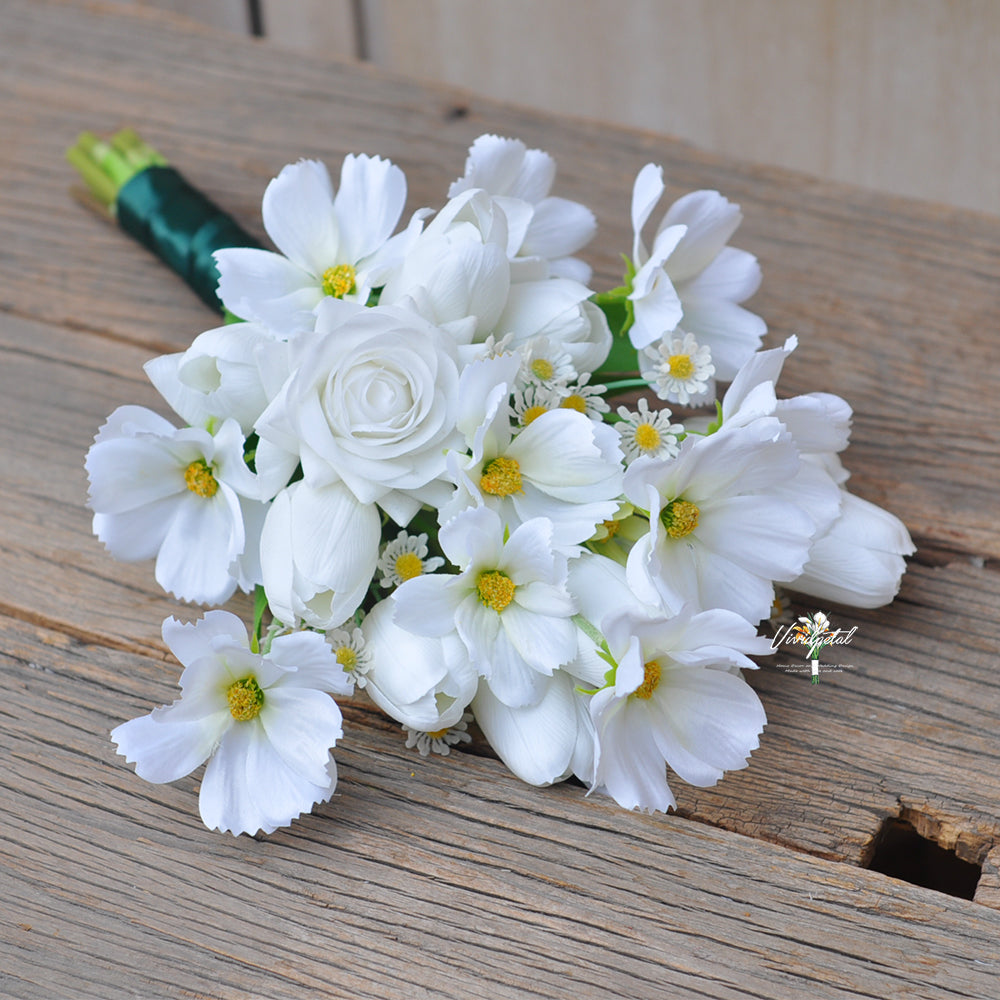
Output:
top-left (214, 155), bottom-right (409, 337)
top-left (624, 417), bottom-right (820, 624)
top-left (589, 604), bottom-right (770, 813)
top-left (628, 163), bottom-right (766, 378)
top-left (449, 133), bottom-right (598, 282)
top-left (641, 330), bottom-right (716, 405)
top-left (713, 335), bottom-right (858, 558)
top-left (393, 506), bottom-right (578, 708)
top-left (361, 598), bottom-right (478, 732)
top-left (259, 480), bottom-right (380, 630)
top-left (111, 611), bottom-right (352, 836)
top-left (255, 300), bottom-right (462, 526)
top-left (441, 381), bottom-right (624, 547)
top-left (86, 406), bottom-right (262, 605)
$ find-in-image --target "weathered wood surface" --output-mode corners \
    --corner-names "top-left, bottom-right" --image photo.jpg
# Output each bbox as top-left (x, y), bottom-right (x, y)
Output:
top-left (3, 615), bottom-right (1000, 1000)
top-left (4, 2), bottom-right (1000, 562)
top-left (1, 1), bottom-right (999, 997)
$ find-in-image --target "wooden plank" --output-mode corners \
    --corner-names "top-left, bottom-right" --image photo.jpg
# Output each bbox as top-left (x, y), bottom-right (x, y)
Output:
top-left (1, 6), bottom-right (999, 995)
top-left (2, 0), bottom-right (999, 560)
top-left (101, 0), bottom-right (250, 34)
top-left (1, 308), bottom-right (998, 878)
top-left (2, 613), bottom-right (1000, 1000)
top-left (358, 0), bottom-right (1000, 216)
top-left (262, 0), bottom-right (357, 59)
top-left (0, 311), bottom-right (251, 654)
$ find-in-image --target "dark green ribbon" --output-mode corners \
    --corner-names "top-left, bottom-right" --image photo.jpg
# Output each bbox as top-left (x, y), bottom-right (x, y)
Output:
top-left (116, 166), bottom-right (263, 312)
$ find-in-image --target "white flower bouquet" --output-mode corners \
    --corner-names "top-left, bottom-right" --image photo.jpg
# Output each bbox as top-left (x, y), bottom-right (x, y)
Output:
top-left (72, 130), bottom-right (915, 836)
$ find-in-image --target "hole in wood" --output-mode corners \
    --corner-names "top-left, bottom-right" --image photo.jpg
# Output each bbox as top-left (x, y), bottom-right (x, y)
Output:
top-left (866, 816), bottom-right (981, 899)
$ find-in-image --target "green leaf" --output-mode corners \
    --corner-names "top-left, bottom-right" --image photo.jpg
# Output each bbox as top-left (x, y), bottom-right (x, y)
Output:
top-left (251, 585), bottom-right (268, 654)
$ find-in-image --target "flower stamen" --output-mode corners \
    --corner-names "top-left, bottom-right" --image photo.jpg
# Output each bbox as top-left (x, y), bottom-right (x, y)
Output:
top-left (476, 570), bottom-right (516, 612)
top-left (632, 661), bottom-right (661, 700)
top-left (667, 354), bottom-right (695, 379)
top-left (184, 459), bottom-right (219, 498)
top-left (530, 358), bottom-right (555, 381)
top-left (480, 456), bottom-right (523, 497)
top-left (227, 676), bottom-right (264, 721)
top-left (634, 423), bottom-right (662, 452)
top-left (394, 552), bottom-right (424, 582)
top-left (522, 404), bottom-right (549, 425)
top-left (560, 394), bottom-right (587, 414)
top-left (335, 646), bottom-right (357, 671)
top-left (661, 498), bottom-right (700, 539)
top-left (321, 263), bottom-right (357, 299)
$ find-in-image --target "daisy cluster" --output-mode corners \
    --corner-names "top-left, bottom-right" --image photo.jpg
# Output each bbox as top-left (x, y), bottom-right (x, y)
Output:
top-left (89, 134), bottom-right (914, 836)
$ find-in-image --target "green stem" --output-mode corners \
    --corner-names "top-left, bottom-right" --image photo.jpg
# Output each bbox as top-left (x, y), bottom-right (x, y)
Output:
top-left (602, 377), bottom-right (649, 393)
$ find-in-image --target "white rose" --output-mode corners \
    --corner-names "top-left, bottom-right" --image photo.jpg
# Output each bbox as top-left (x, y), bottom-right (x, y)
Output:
top-left (256, 300), bottom-right (463, 523)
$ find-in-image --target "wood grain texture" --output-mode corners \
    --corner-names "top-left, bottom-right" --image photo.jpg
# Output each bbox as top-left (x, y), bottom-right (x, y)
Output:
top-left (2, 1), bottom-right (1000, 996)
top-left (262, 0), bottom-right (358, 59)
top-left (3, 1), bottom-right (999, 561)
top-left (2, 614), bottom-right (1000, 1000)
top-left (102, 0), bottom-right (250, 33)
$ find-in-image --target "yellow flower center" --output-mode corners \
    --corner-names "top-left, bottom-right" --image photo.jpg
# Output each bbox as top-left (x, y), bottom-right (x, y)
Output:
top-left (530, 358), bottom-right (555, 381)
top-left (601, 518), bottom-right (621, 538)
top-left (632, 661), bottom-right (661, 700)
top-left (394, 552), bottom-right (424, 581)
top-left (662, 498), bottom-right (700, 539)
top-left (522, 404), bottom-right (548, 426)
top-left (668, 353), bottom-right (695, 380)
top-left (184, 459), bottom-right (219, 498)
top-left (560, 394), bottom-right (587, 413)
top-left (427, 728), bottom-right (449, 740)
top-left (227, 676), bottom-right (264, 721)
top-left (476, 570), bottom-right (516, 612)
top-left (480, 456), bottom-right (523, 497)
top-left (335, 646), bottom-right (357, 671)
top-left (634, 423), bottom-right (662, 452)
top-left (321, 263), bottom-right (357, 298)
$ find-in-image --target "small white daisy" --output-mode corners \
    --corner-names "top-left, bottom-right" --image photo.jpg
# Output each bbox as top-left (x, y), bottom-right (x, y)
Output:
top-left (511, 382), bottom-right (565, 428)
top-left (559, 372), bottom-right (610, 420)
top-left (641, 331), bottom-right (715, 405)
top-left (377, 531), bottom-right (445, 589)
top-left (616, 398), bottom-right (684, 464)
top-left (517, 337), bottom-right (576, 389)
top-left (326, 624), bottom-right (373, 689)
top-left (403, 713), bottom-right (473, 757)
top-left (481, 331), bottom-right (517, 359)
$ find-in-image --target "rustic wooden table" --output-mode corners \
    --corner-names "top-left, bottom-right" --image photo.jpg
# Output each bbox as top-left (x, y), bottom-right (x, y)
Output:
top-left (2, 2), bottom-right (999, 997)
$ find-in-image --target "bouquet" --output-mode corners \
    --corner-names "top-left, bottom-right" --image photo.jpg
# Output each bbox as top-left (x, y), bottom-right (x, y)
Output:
top-left (73, 129), bottom-right (915, 836)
